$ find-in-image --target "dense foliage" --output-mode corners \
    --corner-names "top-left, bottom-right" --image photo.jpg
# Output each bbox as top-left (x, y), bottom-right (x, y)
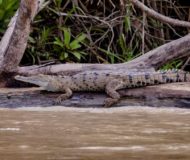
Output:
top-left (0, 0), bottom-right (189, 68)
top-left (0, 0), bottom-right (18, 34)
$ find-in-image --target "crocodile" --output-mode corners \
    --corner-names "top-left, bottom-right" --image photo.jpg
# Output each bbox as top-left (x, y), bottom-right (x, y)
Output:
top-left (15, 69), bottom-right (190, 107)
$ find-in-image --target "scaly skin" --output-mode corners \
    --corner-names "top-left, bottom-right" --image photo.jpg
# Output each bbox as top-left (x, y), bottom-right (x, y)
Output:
top-left (15, 69), bottom-right (190, 107)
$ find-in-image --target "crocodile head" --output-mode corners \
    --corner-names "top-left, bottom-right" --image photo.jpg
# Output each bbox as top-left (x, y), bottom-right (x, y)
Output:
top-left (15, 74), bottom-right (71, 92)
top-left (15, 74), bottom-right (51, 88)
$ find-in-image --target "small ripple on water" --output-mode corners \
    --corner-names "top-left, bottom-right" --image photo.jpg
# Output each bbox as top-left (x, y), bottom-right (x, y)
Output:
top-left (77, 146), bottom-right (147, 151)
top-left (141, 128), bottom-right (171, 134)
top-left (0, 128), bottom-right (20, 131)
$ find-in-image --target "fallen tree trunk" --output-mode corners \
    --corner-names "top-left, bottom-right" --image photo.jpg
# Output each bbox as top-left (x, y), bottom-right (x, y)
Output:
top-left (17, 33), bottom-right (190, 75)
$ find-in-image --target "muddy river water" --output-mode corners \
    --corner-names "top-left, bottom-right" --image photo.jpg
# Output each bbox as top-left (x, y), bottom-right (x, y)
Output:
top-left (0, 106), bottom-right (190, 160)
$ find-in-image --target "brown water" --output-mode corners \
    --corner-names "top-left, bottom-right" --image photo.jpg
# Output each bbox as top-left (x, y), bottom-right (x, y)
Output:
top-left (0, 107), bottom-right (190, 160)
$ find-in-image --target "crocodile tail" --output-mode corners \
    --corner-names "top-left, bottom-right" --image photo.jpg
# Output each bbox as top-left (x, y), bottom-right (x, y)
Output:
top-left (124, 69), bottom-right (190, 88)
top-left (156, 69), bottom-right (190, 83)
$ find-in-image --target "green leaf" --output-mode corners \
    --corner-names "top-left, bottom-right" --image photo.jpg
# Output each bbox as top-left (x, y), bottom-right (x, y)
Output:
top-left (59, 52), bottom-right (68, 60)
top-left (70, 33), bottom-right (86, 50)
top-left (118, 34), bottom-right (127, 54)
top-left (61, 27), bottom-right (71, 47)
top-left (53, 37), bottom-right (64, 48)
top-left (124, 16), bottom-right (131, 32)
top-left (78, 51), bottom-right (87, 55)
top-left (41, 27), bottom-right (50, 43)
top-left (0, 9), bottom-right (4, 20)
top-left (75, 33), bottom-right (86, 42)
top-left (4, 0), bottom-right (17, 10)
top-left (70, 42), bottom-right (81, 50)
top-left (28, 36), bottom-right (36, 44)
top-left (99, 48), bottom-right (124, 62)
top-left (72, 51), bottom-right (82, 60)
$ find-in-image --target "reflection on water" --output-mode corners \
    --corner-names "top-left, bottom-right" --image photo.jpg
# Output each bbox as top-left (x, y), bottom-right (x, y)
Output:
top-left (0, 106), bottom-right (190, 160)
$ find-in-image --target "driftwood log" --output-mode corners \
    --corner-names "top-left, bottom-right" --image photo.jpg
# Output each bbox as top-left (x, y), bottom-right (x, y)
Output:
top-left (17, 34), bottom-right (190, 75)
top-left (0, 0), bottom-right (190, 108)
top-left (0, 83), bottom-right (190, 108)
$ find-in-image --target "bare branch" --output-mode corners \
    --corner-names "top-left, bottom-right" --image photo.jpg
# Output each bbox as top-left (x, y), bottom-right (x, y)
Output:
top-left (130, 0), bottom-right (190, 28)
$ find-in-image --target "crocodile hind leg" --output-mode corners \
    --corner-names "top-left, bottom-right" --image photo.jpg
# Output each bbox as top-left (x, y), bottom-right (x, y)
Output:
top-left (53, 88), bottom-right (73, 105)
top-left (104, 79), bottom-right (124, 107)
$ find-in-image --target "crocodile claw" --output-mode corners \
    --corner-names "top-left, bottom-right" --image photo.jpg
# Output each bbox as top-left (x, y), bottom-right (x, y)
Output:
top-left (52, 97), bottom-right (62, 105)
top-left (104, 98), bottom-right (119, 107)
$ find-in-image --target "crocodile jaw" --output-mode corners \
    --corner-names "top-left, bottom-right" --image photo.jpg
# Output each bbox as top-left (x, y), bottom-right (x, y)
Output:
top-left (15, 75), bottom-right (49, 88)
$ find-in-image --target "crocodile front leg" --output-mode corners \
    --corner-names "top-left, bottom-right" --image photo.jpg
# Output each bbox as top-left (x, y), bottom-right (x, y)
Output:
top-left (54, 88), bottom-right (73, 105)
top-left (104, 79), bottom-right (124, 107)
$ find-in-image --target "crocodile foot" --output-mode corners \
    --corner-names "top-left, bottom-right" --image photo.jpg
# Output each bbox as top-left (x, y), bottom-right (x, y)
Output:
top-left (52, 96), bottom-right (64, 105)
top-left (104, 98), bottom-right (119, 107)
